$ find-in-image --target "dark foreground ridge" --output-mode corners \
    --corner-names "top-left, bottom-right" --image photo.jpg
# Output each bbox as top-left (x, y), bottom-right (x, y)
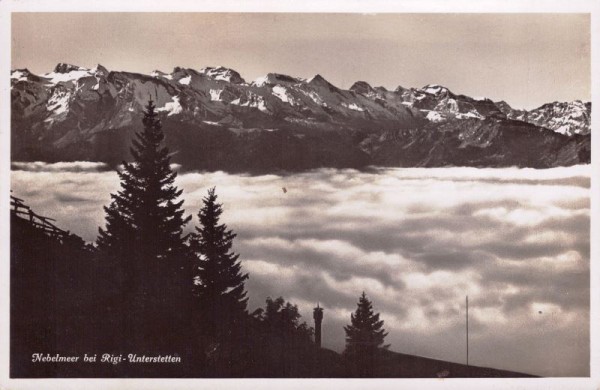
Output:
top-left (10, 197), bottom-right (535, 378)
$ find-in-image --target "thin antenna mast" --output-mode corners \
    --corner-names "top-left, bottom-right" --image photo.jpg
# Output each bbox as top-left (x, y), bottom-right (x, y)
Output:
top-left (466, 295), bottom-right (469, 367)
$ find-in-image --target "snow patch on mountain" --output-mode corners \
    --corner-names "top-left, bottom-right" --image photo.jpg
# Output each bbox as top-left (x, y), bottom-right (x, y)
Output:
top-left (158, 96), bottom-right (183, 116)
top-left (47, 94), bottom-right (69, 115)
top-left (425, 110), bottom-right (444, 122)
top-left (299, 89), bottom-right (327, 107)
top-left (44, 90), bottom-right (71, 124)
top-left (256, 99), bottom-right (269, 113)
top-left (151, 70), bottom-right (173, 80)
top-left (341, 102), bottom-right (365, 112)
top-left (210, 89), bottom-right (223, 101)
top-left (253, 73), bottom-right (304, 87)
top-left (252, 75), bottom-right (270, 87)
top-left (435, 98), bottom-right (459, 113)
top-left (231, 92), bottom-right (269, 113)
top-left (44, 69), bottom-right (93, 84)
top-left (255, 97), bottom-right (269, 113)
top-left (456, 111), bottom-right (485, 120)
top-left (179, 75), bottom-right (191, 85)
top-left (200, 66), bottom-right (245, 84)
top-left (271, 85), bottom-right (297, 105)
top-left (11, 70), bottom-right (29, 82)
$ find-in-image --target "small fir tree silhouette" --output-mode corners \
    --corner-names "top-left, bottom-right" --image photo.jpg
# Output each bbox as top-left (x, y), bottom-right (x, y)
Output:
top-left (192, 187), bottom-right (249, 338)
top-left (248, 297), bottom-right (315, 376)
top-left (254, 297), bottom-right (313, 342)
top-left (344, 291), bottom-right (389, 377)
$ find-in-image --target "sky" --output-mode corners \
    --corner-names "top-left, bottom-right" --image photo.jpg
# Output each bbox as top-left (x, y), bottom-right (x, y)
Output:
top-left (11, 13), bottom-right (590, 109)
top-left (11, 163), bottom-right (590, 377)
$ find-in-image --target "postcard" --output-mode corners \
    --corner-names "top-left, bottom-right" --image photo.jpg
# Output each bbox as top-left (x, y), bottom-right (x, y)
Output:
top-left (1, 1), bottom-right (599, 389)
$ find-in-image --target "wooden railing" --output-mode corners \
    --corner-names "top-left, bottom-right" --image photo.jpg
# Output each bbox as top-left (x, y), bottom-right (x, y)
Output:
top-left (11, 194), bottom-right (74, 243)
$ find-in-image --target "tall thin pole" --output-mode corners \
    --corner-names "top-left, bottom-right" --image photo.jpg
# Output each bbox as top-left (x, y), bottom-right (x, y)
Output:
top-left (466, 295), bottom-right (469, 367)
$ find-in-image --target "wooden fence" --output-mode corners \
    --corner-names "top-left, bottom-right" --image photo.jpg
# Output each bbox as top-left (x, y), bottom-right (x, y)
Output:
top-left (11, 194), bottom-right (73, 243)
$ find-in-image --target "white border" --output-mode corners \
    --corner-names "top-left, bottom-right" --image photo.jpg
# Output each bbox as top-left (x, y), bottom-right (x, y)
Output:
top-left (1, 0), bottom-right (598, 389)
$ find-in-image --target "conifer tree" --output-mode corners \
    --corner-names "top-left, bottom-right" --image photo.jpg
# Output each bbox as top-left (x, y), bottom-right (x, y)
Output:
top-left (255, 297), bottom-right (313, 342)
top-left (344, 291), bottom-right (389, 377)
top-left (192, 187), bottom-right (249, 338)
top-left (96, 98), bottom-right (192, 315)
top-left (98, 98), bottom-right (190, 257)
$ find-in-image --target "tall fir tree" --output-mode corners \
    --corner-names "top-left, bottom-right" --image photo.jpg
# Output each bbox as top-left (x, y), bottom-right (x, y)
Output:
top-left (343, 291), bottom-right (389, 377)
top-left (96, 98), bottom-right (192, 351)
top-left (192, 187), bottom-right (249, 336)
top-left (97, 98), bottom-right (191, 263)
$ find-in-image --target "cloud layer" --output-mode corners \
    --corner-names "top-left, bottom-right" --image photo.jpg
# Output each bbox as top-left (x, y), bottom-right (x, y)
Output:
top-left (11, 163), bottom-right (590, 377)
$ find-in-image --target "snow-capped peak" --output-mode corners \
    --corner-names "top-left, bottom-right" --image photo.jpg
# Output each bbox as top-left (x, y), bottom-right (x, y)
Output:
top-left (421, 84), bottom-right (450, 96)
top-left (53, 63), bottom-right (86, 74)
top-left (526, 100), bottom-right (591, 136)
top-left (44, 64), bottom-right (94, 84)
top-left (151, 70), bottom-right (173, 80)
top-left (252, 75), bottom-right (270, 87)
top-left (91, 64), bottom-right (109, 76)
top-left (11, 63), bottom-right (592, 144)
top-left (252, 73), bottom-right (303, 87)
top-left (11, 69), bottom-right (32, 82)
top-left (199, 66), bottom-right (245, 84)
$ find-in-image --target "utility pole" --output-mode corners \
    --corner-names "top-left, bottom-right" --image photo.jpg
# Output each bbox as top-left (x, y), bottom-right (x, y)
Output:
top-left (466, 295), bottom-right (469, 367)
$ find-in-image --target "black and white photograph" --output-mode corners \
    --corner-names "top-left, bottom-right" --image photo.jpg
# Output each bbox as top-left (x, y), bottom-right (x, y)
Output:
top-left (1, 1), bottom-right (599, 388)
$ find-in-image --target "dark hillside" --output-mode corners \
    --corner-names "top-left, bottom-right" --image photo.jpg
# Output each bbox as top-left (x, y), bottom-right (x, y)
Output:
top-left (10, 199), bottom-right (535, 378)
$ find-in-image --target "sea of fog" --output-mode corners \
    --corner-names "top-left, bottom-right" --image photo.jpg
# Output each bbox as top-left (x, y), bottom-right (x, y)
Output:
top-left (10, 162), bottom-right (590, 377)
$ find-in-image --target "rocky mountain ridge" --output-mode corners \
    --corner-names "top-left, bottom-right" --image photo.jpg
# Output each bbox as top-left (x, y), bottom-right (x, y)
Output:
top-left (10, 63), bottom-right (591, 172)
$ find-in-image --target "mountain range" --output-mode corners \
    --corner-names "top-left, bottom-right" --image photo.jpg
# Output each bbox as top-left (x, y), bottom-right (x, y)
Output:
top-left (11, 63), bottom-right (591, 172)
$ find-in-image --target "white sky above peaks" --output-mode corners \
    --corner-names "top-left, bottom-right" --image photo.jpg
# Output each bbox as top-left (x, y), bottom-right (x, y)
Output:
top-left (11, 13), bottom-right (590, 110)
